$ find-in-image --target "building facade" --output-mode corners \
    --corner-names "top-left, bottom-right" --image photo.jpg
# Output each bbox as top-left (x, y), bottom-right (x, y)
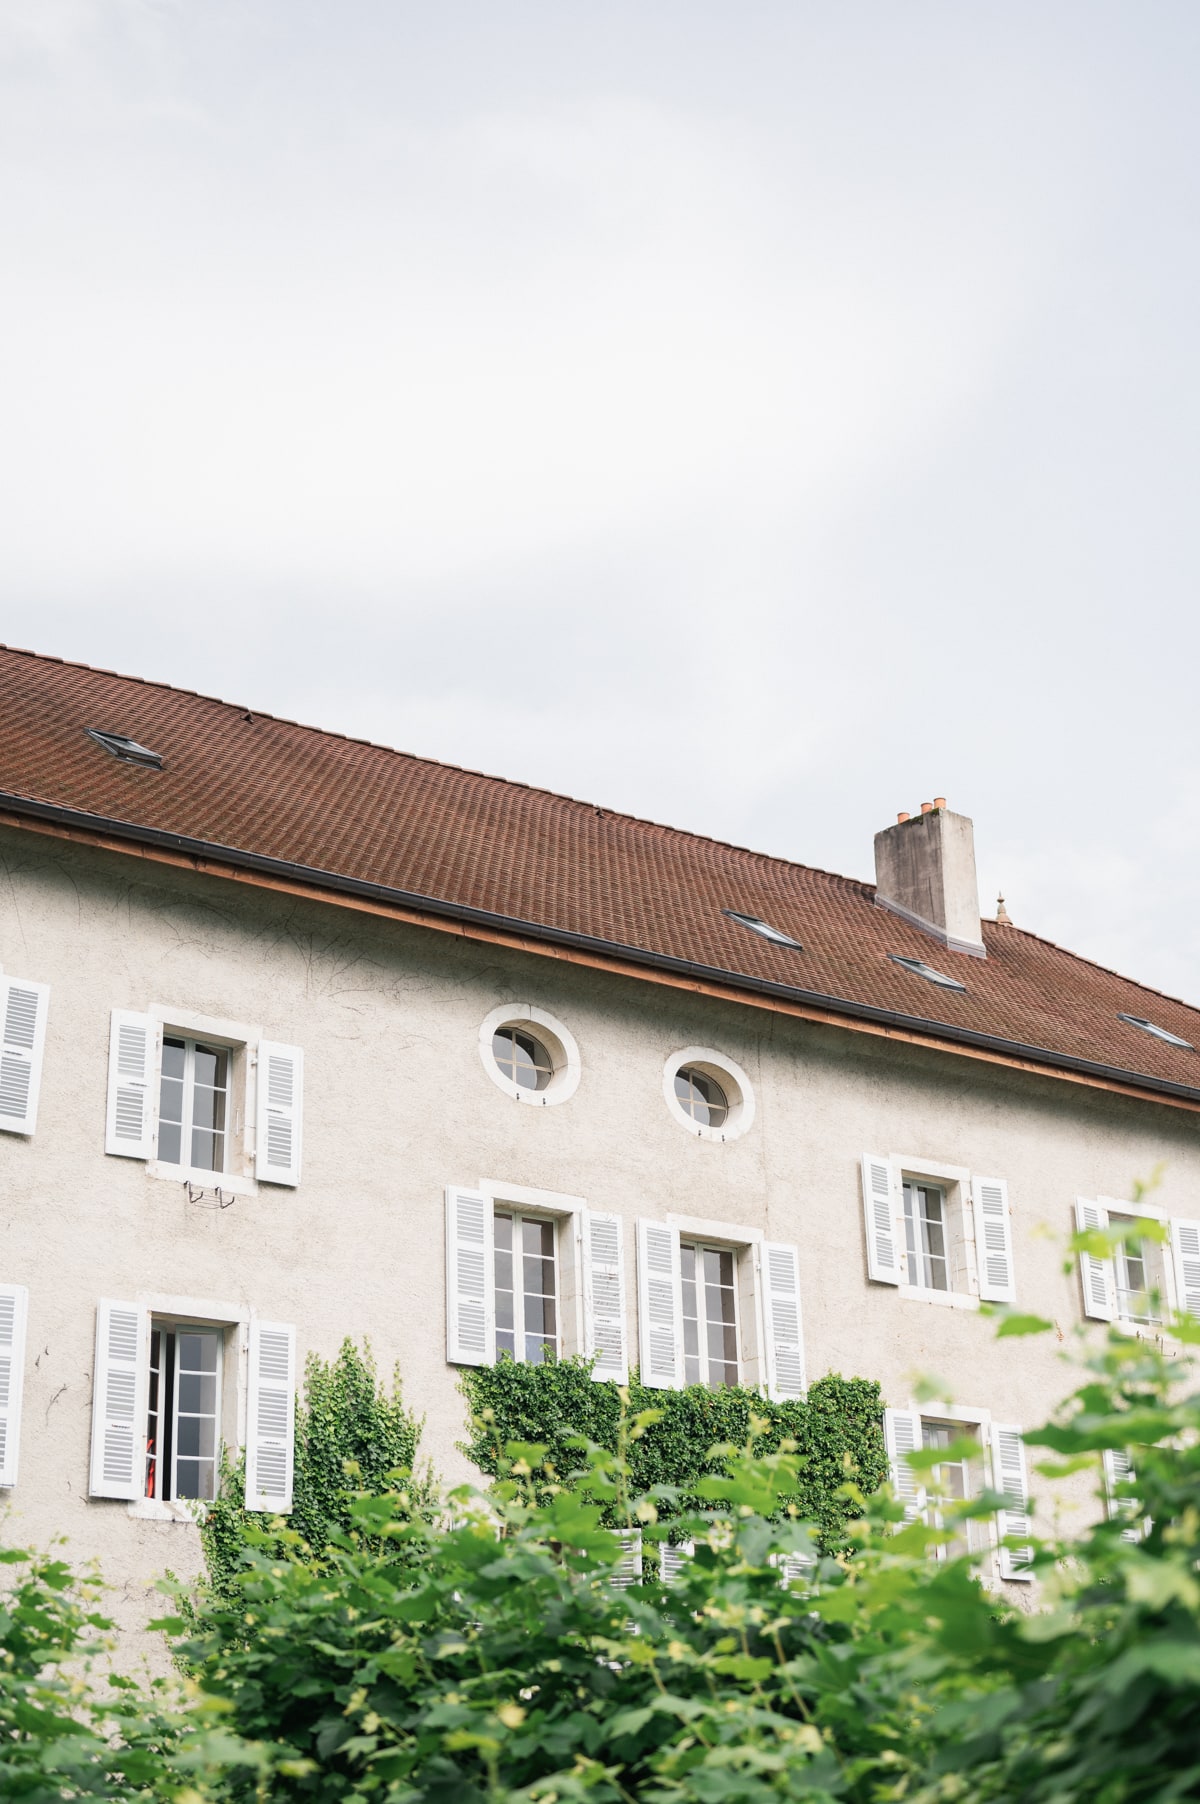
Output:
top-left (0, 646), bottom-right (1198, 1635)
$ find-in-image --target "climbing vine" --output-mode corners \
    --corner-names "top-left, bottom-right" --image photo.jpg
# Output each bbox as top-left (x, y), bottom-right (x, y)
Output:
top-left (459, 1357), bottom-right (887, 1551)
top-left (199, 1338), bottom-right (434, 1601)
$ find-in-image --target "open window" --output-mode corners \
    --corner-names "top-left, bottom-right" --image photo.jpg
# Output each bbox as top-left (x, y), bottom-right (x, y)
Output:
top-left (861, 1154), bottom-right (1015, 1304)
top-left (105, 1007), bottom-right (303, 1188)
top-left (1074, 1198), bottom-right (1193, 1329)
top-left (884, 1405), bottom-right (1032, 1580)
top-left (445, 1183), bottom-right (628, 1383)
top-left (88, 1300), bottom-right (295, 1515)
top-left (634, 1216), bottom-right (803, 1400)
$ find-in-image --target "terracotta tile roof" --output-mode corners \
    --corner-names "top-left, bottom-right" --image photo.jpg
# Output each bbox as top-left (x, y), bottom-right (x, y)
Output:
top-left (2, 642), bottom-right (1199, 1101)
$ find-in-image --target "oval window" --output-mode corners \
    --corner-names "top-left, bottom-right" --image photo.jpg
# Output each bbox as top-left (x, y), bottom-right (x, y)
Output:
top-left (491, 1026), bottom-right (554, 1092)
top-left (673, 1065), bottom-right (729, 1128)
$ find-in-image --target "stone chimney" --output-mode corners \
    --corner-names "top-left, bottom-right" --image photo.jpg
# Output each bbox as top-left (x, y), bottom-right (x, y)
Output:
top-left (873, 799), bottom-right (985, 958)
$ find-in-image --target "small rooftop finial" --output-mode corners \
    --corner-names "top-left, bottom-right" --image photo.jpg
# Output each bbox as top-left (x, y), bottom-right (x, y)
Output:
top-left (996, 893), bottom-right (1011, 925)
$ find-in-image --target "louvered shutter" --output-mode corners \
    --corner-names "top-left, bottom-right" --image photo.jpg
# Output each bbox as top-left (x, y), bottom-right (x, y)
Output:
top-left (89, 1300), bottom-right (150, 1499)
top-left (0, 1285), bottom-right (28, 1486)
top-left (611, 1527), bottom-right (642, 1591)
top-left (990, 1424), bottom-right (1033, 1578)
top-left (255, 1042), bottom-right (303, 1185)
top-left (1075, 1198), bottom-right (1115, 1321)
top-left (762, 1241), bottom-right (805, 1400)
top-left (1169, 1219), bottom-right (1200, 1320)
top-left (583, 1211), bottom-right (627, 1383)
top-left (245, 1320), bottom-right (296, 1512)
top-left (445, 1187), bottom-right (495, 1365)
top-left (636, 1219), bottom-right (682, 1390)
top-left (0, 979), bottom-right (49, 1137)
top-left (105, 1011), bottom-right (157, 1159)
top-left (972, 1176), bottom-right (1016, 1303)
top-left (774, 1550), bottom-right (815, 1586)
top-left (660, 1539), bottom-right (693, 1584)
top-left (1103, 1448), bottom-right (1144, 1542)
top-left (883, 1407), bottom-right (924, 1520)
top-left (861, 1154), bottom-right (903, 1284)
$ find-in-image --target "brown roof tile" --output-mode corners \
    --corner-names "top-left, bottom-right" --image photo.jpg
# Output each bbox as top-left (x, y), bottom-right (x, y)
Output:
top-left (2, 643), bottom-right (1199, 1099)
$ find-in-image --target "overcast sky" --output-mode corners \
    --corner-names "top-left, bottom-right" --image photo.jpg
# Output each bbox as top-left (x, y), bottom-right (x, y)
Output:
top-left (3, 2), bottom-right (1198, 1004)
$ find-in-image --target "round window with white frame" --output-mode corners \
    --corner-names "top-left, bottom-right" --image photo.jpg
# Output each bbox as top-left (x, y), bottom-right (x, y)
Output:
top-left (662, 1047), bottom-right (754, 1142)
top-left (479, 1004), bottom-right (581, 1107)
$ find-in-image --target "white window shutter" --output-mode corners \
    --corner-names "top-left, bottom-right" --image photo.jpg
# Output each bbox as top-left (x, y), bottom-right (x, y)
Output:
top-left (0, 1285), bottom-right (29, 1486)
top-left (611, 1527), bottom-right (642, 1591)
top-left (773, 1550), bottom-right (816, 1587)
top-left (761, 1241), bottom-right (806, 1401)
top-left (636, 1219), bottom-right (683, 1390)
top-left (990, 1424), bottom-right (1033, 1579)
top-left (89, 1300), bottom-right (150, 1499)
top-left (861, 1154), bottom-right (903, 1285)
top-left (883, 1406), bottom-right (924, 1521)
top-left (445, 1187), bottom-right (495, 1366)
top-left (1103, 1447), bottom-right (1145, 1542)
top-left (1075, 1198), bottom-right (1115, 1321)
top-left (255, 1042), bottom-right (303, 1185)
top-left (660, 1538), bottom-right (693, 1585)
top-left (1169, 1219), bottom-right (1200, 1320)
top-left (972, 1176), bottom-right (1016, 1303)
top-left (583, 1210), bottom-right (628, 1384)
top-left (245, 1320), bottom-right (296, 1512)
top-left (0, 978), bottom-right (49, 1137)
top-left (105, 1010), bottom-right (157, 1159)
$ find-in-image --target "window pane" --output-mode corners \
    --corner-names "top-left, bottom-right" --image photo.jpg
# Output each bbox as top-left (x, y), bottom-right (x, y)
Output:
top-left (161, 1038), bottom-right (186, 1079)
top-left (158, 1075), bottom-right (185, 1124)
top-left (157, 1120), bottom-right (182, 1166)
top-left (177, 1333), bottom-right (220, 1373)
top-left (495, 1291), bottom-right (515, 1332)
top-left (680, 1245), bottom-right (696, 1281)
top-left (177, 1373), bottom-right (218, 1415)
top-left (191, 1125), bottom-right (225, 1171)
top-left (494, 1249), bottom-right (513, 1292)
top-left (175, 1459), bottom-right (203, 1498)
top-left (496, 1328), bottom-right (516, 1359)
top-left (683, 1316), bottom-right (699, 1358)
top-left (193, 1044), bottom-right (227, 1089)
top-left (494, 1213), bottom-right (513, 1249)
top-left (175, 1415), bottom-right (217, 1459)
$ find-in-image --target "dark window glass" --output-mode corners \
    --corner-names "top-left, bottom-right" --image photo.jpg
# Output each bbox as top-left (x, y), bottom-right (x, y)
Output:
top-left (492, 1028), bottom-right (554, 1091)
top-left (674, 1067), bottom-right (729, 1129)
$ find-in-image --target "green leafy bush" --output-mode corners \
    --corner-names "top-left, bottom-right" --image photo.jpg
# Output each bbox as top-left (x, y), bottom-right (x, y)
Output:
top-left (169, 1232), bottom-right (1200, 1802)
top-left (200, 1338), bottom-right (433, 1598)
top-left (460, 1358), bottom-right (888, 1552)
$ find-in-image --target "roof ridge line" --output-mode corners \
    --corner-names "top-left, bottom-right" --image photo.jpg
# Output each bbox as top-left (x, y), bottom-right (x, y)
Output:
top-left (0, 641), bottom-right (871, 891)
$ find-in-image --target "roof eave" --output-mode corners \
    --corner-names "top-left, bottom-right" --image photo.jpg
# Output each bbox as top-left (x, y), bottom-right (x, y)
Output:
top-left (2, 787), bottom-right (1199, 1111)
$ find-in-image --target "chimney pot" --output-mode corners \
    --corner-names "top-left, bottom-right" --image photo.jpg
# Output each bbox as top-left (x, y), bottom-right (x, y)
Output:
top-left (873, 802), bottom-right (985, 958)
top-left (897, 811), bottom-right (910, 824)
top-left (934, 796), bottom-right (946, 810)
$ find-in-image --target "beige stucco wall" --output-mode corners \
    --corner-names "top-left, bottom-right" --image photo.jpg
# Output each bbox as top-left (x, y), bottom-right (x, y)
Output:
top-left (0, 822), bottom-right (1197, 1642)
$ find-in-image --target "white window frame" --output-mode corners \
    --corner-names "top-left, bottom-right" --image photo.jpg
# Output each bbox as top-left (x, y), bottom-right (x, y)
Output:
top-left (124, 1294), bottom-right (250, 1523)
top-left (145, 1318), bottom-right (226, 1511)
top-left (155, 1036), bottom-right (235, 1181)
top-left (887, 1401), bottom-right (1033, 1584)
top-left (662, 1048), bottom-right (755, 1143)
top-left (666, 1215), bottom-right (770, 1391)
top-left (147, 1005), bottom-right (261, 1193)
top-left (890, 1156), bottom-right (981, 1309)
top-left (493, 1206), bottom-right (563, 1366)
top-left (1101, 1195), bottom-right (1178, 1331)
top-left (481, 1180), bottom-right (589, 1360)
top-left (679, 1236), bottom-right (742, 1388)
top-left (478, 1006), bottom-right (581, 1107)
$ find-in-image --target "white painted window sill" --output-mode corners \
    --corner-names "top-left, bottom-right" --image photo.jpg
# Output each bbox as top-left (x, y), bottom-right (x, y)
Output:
top-left (899, 1285), bottom-right (980, 1312)
top-left (146, 1160), bottom-right (259, 1198)
top-left (127, 1498), bottom-right (208, 1524)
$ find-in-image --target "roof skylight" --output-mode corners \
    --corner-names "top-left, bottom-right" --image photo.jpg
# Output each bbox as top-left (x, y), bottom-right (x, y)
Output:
top-left (85, 729), bottom-right (164, 769)
top-left (1117, 1012), bottom-right (1193, 1050)
top-left (889, 953), bottom-right (966, 992)
top-left (722, 910), bottom-right (804, 951)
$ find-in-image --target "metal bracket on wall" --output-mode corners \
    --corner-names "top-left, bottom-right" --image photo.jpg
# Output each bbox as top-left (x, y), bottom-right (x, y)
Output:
top-left (186, 1181), bottom-right (236, 1211)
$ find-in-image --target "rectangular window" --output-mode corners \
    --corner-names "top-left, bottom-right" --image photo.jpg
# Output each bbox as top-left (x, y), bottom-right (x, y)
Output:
top-left (921, 1419), bottom-right (985, 1560)
top-left (494, 1211), bottom-right (558, 1364)
top-left (145, 1324), bottom-right (222, 1502)
top-left (680, 1242), bottom-right (738, 1387)
top-left (1111, 1217), bottom-right (1162, 1326)
top-left (903, 1182), bottom-right (950, 1291)
top-left (158, 1037), bottom-right (230, 1173)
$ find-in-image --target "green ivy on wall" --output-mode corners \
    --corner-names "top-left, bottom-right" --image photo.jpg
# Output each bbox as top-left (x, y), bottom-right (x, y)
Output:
top-left (459, 1358), bottom-right (887, 1552)
top-left (199, 1339), bottom-right (433, 1602)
